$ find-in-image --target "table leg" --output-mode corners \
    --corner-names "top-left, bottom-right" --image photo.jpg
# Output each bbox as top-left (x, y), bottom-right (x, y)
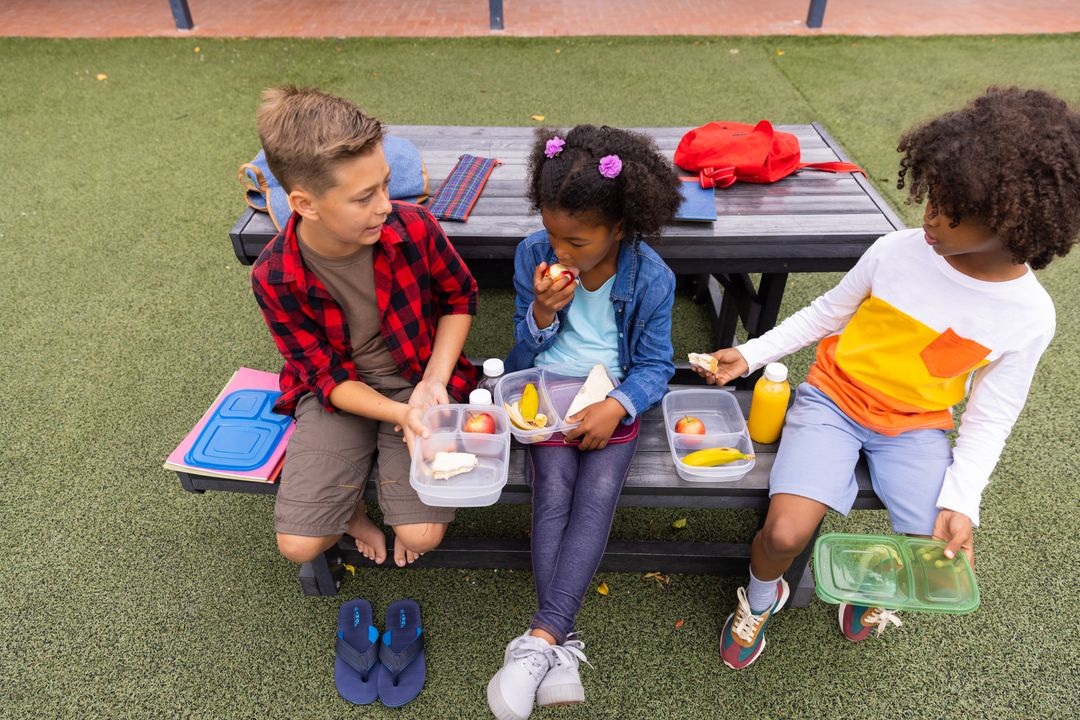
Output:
top-left (713, 276), bottom-right (742, 351)
top-left (747, 273), bottom-right (787, 339)
top-left (740, 272), bottom-right (788, 388)
top-left (701, 272), bottom-right (789, 388)
top-left (299, 547), bottom-right (343, 595)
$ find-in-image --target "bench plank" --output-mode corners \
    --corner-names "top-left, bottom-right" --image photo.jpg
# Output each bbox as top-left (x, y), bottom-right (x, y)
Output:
top-left (177, 387), bottom-right (880, 604)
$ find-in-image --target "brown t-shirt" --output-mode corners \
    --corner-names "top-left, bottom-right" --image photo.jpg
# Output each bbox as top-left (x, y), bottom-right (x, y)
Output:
top-left (298, 240), bottom-right (411, 391)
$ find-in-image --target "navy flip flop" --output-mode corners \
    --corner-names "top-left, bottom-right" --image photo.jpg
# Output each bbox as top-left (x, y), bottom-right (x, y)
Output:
top-left (376, 599), bottom-right (426, 708)
top-left (334, 599), bottom-right (380, 705)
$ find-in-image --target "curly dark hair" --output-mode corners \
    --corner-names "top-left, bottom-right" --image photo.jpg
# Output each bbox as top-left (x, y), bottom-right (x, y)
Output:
top-left (897, 86), bottom-right (1080, 270)
top-left (527, 124), bottom-right (682, 240)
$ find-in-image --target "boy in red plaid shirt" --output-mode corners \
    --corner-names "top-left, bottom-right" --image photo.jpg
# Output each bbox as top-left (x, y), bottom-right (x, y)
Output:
top-left (251, 86), bottom-right (478, 568)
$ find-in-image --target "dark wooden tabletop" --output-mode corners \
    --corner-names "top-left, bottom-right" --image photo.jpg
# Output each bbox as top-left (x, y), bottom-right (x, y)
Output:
top-left (232, 123), bottom-right (904, 273)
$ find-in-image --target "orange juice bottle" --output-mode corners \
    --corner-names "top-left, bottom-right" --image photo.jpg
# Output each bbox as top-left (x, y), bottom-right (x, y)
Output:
top-left (747, 362), bottom-right (790, 444)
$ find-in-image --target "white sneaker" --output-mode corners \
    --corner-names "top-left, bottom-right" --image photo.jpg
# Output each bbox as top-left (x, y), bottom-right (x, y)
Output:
top-left (536, 634), bottom-right (589, 707)
top-left (486, 632), bottom-right (552, 720)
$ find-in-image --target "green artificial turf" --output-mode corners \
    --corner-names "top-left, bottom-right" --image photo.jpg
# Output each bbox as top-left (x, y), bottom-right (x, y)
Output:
top-left (1, 35), bottom-right (1078, 719)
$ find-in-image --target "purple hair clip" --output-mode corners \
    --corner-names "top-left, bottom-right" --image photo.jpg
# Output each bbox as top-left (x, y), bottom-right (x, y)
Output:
top-left (598, 154), bottom-right (622, 179)
top-left (544, 136), bottom-right (565, 159)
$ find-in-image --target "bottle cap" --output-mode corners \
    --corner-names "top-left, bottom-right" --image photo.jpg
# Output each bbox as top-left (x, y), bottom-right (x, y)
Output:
top-left (482, 358), bottom-right (505, 378)
top-left (469, 388), bottom-right (493, 405)
top-left (763, 362), bottom-right (788, 383)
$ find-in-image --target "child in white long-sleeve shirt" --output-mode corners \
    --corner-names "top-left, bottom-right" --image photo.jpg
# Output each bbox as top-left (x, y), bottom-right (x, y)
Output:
top-left (695, 87), bottom-right (1080, 669)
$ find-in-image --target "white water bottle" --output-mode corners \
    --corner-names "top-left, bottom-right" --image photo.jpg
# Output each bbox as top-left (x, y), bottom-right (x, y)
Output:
top-left (480, 358), bottom-right (505, 395)
top-left (469, 388), bottom-right (493, 405)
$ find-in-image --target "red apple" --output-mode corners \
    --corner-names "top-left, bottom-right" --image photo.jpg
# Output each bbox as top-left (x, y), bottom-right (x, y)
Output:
top-left (463, 412), bottom-right (497, 434)
top-left (674, 415), bottom-right (706, 434)
top-left (546, 263), bottom-right (577, 285)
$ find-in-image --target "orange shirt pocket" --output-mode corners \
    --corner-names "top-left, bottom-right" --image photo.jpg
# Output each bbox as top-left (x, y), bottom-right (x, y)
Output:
top-left (919, 328), bottom-right (991, 379)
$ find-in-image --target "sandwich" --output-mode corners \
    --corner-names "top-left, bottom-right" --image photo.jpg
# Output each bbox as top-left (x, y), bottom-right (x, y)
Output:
top-left (687, 352), bottom-right (719, 375)
top-left (431, 451), bottom-right (478, 480)
top-left (566, 364), bottom-right (616, 418)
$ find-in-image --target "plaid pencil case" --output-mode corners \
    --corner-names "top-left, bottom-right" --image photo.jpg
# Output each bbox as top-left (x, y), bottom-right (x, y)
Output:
top-left (428, 154), bottom-right (501, 221)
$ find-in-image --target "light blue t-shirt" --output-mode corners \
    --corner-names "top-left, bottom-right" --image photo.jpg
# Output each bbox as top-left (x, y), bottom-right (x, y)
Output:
top-left (534, 275), bottom-right (625, 380)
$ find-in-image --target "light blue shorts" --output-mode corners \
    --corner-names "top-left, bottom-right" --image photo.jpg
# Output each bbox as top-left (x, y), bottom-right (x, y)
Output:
top-left (769, 384), bottom-right (953, 536)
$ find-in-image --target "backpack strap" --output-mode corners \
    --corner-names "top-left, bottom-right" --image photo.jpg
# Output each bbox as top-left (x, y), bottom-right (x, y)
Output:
top-left (698, 166), bottom-right (737, 189)
top-left (797, 161), bottom-right (865, 175)
top-left (238, 162), bottom-right (271, 212)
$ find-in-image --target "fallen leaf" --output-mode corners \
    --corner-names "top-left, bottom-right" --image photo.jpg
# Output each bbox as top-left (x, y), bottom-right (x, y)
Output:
top-left (643, 571), bottom-right (672, 589)
top-left (776, 49), bottom-right (785, 56)
top-left (596, 581), bottom-right (609, 596)
top-left (729, 48), bottom-right (740, 54)
top-left (555, 48), bottom-right (561, 54)
top-left (96, 73), bottom-right (108, 81)
top-left (672, 517), bottom-right (687, 529)
top-left (194, 46), bottom-right (201, 53)
top-left (675, 619), bottom-right (685, 630)
top-left (530, 114), bottom-right (545, 122)
top-left (342, 563), bottom-right (356, 576)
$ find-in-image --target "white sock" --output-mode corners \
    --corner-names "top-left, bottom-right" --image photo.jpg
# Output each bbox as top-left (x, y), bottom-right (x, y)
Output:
top-left (747, 568), bottom-right (779, 614)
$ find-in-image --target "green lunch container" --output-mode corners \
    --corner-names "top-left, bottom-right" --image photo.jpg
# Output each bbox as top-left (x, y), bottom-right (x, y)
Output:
top-left (813, 533), bottom-right (980, 614)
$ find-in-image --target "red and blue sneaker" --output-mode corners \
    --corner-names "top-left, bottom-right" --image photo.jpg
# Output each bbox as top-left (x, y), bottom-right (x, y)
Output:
top-left (838, 604), bottom-right (902, 642)
top-left (719, 578), bottom-right (790, 670)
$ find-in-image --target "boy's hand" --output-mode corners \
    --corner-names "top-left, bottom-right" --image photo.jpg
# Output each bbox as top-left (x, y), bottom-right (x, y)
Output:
top-left (532, 262), bottom-right (576, 330)
top-left (932, 509), bottom-right (975, 571)
top-left (409, 379), bottom-right (449, 411)
top-left (562, 398), bottom-right (627, 451)
top-left (396, 405), bottom-right (429, 455)
top-left (693, 348), bottom-right (749, 385)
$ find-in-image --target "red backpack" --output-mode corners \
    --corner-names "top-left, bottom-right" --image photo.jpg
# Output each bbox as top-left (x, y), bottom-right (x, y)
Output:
top-left (674, 120), bottom-right (863, 188)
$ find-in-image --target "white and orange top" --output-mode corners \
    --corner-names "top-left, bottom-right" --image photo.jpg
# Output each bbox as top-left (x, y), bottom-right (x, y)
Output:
top-left (737, 228), bottom-right (1055, 526)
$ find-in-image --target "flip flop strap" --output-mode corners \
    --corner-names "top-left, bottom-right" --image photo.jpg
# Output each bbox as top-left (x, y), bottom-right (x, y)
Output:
top-left (378, 633), bottom-right (424, 678)
top-left (336, 636), bottom-right (378, 677)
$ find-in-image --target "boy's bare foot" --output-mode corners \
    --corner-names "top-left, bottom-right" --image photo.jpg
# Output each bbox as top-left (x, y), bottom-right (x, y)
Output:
top-left (393, 538), bottom-right (424, 567)
top-left (391, 522), bottom-right (445, 567)
top-left (345, 506), bottom-right (387, 565)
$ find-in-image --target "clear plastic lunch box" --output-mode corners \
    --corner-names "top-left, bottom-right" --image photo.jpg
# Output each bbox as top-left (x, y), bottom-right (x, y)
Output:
top-left (661, 389), bottom-right (755, 482)
top-left (408, 403), bottom-right (511, 507)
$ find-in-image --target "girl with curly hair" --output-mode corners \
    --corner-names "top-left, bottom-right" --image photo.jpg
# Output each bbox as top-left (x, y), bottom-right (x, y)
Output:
top-left (694, 87), bottom-right (1080, 669)
top-left (488, 125), bottom-right (682, 719)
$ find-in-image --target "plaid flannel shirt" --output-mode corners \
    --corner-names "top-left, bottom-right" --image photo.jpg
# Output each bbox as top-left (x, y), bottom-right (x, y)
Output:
top-left (251, 202), bottom-right (478, 415)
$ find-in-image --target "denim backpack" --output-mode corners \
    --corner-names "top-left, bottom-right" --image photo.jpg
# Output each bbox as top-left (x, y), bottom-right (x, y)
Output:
top-left (239, 135), bottom-right (429, 231)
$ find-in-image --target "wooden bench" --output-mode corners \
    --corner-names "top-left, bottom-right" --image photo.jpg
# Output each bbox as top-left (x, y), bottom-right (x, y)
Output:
top-left (176, 386), bottom-right (881, 607)
top-left (230, 123), bottom-right (904, 387)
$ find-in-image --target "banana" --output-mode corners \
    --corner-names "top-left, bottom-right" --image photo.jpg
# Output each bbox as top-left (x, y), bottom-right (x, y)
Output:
top-left (680, 447), bottom-right (755, 467)
top-left (504, 403), bottom-right (549, 431)
top-left (504, 403), bottom-right (530, 430)
top-left (520, 383), bottom-right (539, 421)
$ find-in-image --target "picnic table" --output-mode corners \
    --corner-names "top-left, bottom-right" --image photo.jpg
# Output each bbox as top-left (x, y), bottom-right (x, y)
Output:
top-left (201, 122), bottom-right (902, 599)
top-left (230, 123), bottom-right (904, 384)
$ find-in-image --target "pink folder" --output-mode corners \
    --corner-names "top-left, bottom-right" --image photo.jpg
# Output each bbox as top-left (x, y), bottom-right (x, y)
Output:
top-left (164, 368), bottom-right (293, 483)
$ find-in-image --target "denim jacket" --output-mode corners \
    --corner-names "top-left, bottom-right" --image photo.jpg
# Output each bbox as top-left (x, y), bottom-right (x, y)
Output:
top-left (504, 229), bottom-right (675, 420)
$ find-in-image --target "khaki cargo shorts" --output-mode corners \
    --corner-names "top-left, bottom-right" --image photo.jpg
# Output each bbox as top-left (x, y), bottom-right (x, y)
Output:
top-left (275, 388), bottom-right (455, 536)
